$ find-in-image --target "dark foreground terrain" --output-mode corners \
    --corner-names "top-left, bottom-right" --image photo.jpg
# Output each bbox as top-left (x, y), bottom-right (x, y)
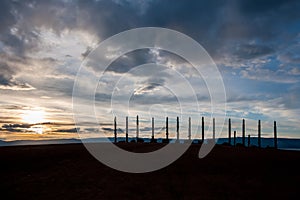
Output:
top-left (0, 143), bottom-right (299, 200)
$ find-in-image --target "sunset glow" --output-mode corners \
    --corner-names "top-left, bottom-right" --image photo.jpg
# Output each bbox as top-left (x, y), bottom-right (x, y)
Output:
top-left (21, 110), bottom-right (45, 124)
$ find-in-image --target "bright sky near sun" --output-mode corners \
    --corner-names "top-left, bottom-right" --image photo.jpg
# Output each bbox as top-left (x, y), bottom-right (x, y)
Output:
top-left (0, 0), bottom-right (300, 141)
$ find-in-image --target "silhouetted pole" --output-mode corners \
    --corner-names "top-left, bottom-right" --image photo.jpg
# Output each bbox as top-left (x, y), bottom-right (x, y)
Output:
top-left (188, 117), bottom-right (191, 141)
top-left (136, 115), bottom-right (139, 140)
top-left (126, 116), bottom-right (128, 143)
top-left (114, 116), bottom-right (117, 143)
top-left (166, 117), bottom-right (169, 140)
top-left (213, 118), bottom-right (215, 142)
top-left (228, 118), bottom-right (231, 145)
top-left (152, 117), bottom-right (154, 140)
top-left (258, 120), bottom-right (261, 148)
top-left (202, 117), bottom-right (204, 143)
top-left (233, 130), bottom-right (236, 146)
top-left (176, 116), bottom-right (179, 142)
top-left (242, 119), bottom-right (246, 146)
top-left (248, 134), bottom-right (251, 147)
top-left (274, 121), bottom-right (278, 149)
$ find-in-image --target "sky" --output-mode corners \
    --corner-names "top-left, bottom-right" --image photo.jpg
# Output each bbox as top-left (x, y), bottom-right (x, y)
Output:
top-left (0, 0), bottom-right (300, 141)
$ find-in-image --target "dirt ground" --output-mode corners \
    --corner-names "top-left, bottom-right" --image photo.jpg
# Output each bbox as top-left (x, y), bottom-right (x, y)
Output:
top-left (1, 143), bottom-right (299, 200)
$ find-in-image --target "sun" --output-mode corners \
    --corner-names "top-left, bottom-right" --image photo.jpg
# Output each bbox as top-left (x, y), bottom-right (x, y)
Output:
top-left (21, 110), bottom-right (45, 124)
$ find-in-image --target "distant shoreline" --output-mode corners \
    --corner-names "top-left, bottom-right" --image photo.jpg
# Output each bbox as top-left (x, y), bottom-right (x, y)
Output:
top-left (279, 148), bottom-right (300, 151)
top-left (1, 137), bottom-right (300, 150)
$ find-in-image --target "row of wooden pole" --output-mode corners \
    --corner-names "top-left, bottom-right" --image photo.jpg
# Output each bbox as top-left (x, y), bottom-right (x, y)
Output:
top-left (113, 116), bottom-right (278, 148)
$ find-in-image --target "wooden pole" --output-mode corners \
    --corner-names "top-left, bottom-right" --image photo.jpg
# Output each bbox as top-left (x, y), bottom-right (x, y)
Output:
top-left (202, 117), bottom-right (205, 143)
top-left (166, 117), bottom-right (169, 140)
top-left (152, 117), bottom-right (154, 140)
top-left (126, 116), bottom-right (128, 143)
top-left (213, 118), bottom-right (215, 142)
top-left (248, 134), bottom-right (251, 147)
top-left (176, 116), bottom-right (179, 141)
top-left (136, 115), bottom-right (139, 140)
top-left (274, 121), bottom-right (278, 149)
top-left (114, 116), bottom-right (117, 143)
top-left (234, 130), bottom-right (236, 146)
top-left (242, 119), bottom-right (246, 146)
top-left (258, 120), bottom-right (261, 148)
top-left (188, 117), bottom-right (191, 141)
top-left (228, 118), bottom-right (231, 145)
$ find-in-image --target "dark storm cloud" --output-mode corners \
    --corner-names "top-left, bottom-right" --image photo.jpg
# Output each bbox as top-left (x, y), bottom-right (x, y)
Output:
top-left (145, 0), bottom-right (299, 56)
top-left (0, 63), bottom-right (14, 85)
top-left (104, 49), bottom-right (189, 75)
top-left (0, 54), bottom-right (56, 90)
top-left (0, 1), bottom-right (41, 56)
top-left (2, 123), bottom-right (31, 129)
top-left (2, 0), bottom-right (299, 70)
top-left (10, 0), bottom-right (77, 33)
top-left (72, 0), bottom-right (300, 49)
top-left (53, 128), bottom-right (79, 133)
top-left (0, 62), bottom-right (35, 90)
top-left (1, 0), bottom-right (300, 53)
top-left (0, 0), bottom-right (143, 92)
top-left (1, 123), bottom-right (30, 132)
top-left (75, 0), bottom-right (300, 75)
top-left (0, 0), bottom-right (16, 33)
top-left (0, 0), bottom-right (299, 108)
top-left (106, 49), bottom-right (154, 74)
top-left (76, 0), bottom-right (140, 38)
top-left (238, 0), bottom-right (297, 15)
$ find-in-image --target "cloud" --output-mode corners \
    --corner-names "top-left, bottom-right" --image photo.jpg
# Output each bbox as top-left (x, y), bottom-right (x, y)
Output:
top-left (133, 83), bottom-right (161, 95)
top-left (133, 77), bottom-right (166, 95)
top-left (278, 51), bottom-right (300, 65)
top-left (1, 0), bottom-right (300, 57)
top-left (0, 0), bottom-right (300, 139)
top-left (106, 49), bottom-right (154, 74)
top-left (84, 128), bottom-right (100, 133)
top-left (289, 68), bottom-right (300, 76)
top-left (233, 44), bottom-right (274, 60)
top-left (53, 127), bottom-right (80, 133)
top-left (278, 85), bottom-right (300, 109)
top-left (0, 0), bottom-right (16, 33)
top-left (129, 94), bottom-right (178, 105)
top-left (1, 123), bottom-right (32, 133)
top-left (0, 62), bottom-right (35, 90)
top-left (2, 123), bottom-right (31, 129)
top-left (278, 44), bottom-right (300, 76)
top-left (240, 68), bottom-right (299, 84)
top-left (95, 93), bottom-right (112, 102)
top-left (102, 127), bottom-right (124, 133)
top-left (81, 47), bottom-right (92, 58)
top-left (1, 0), bottom-right (299, 80)
top-left (1, 104), bottom-right (29, 110)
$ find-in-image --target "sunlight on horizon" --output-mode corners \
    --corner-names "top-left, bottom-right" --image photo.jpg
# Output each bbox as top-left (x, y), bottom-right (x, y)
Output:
top-left (21, 109), bottom-right (46, 125)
